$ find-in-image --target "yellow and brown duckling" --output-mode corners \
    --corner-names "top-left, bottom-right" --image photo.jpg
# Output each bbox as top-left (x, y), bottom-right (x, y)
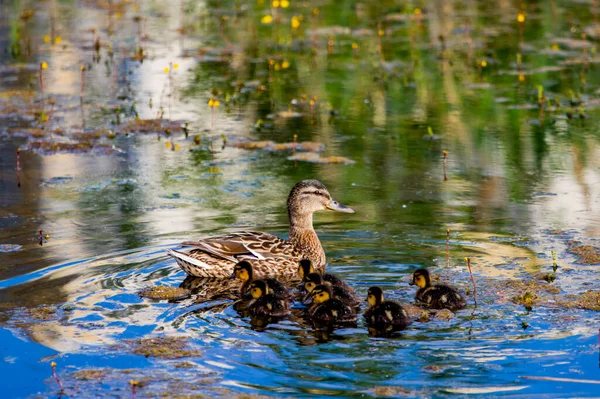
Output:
top-left (298, 259), bottom-right (352, 292)
top-left (364, 287), bottom-right (411, 335)
top-left (303, 273), bottom-right (360, 308)
top-left (308, 284), bottom-right (356, 326)
top-left (230, 261), bottom-right (291, 300)
top-left (410, 268), bottom-right (466, 311)
top-left (247, 280), bottom-right (291, 318)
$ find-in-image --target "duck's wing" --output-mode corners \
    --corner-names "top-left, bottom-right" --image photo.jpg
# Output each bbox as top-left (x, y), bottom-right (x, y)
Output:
top-left (181, 231), bottom-right (296, 261)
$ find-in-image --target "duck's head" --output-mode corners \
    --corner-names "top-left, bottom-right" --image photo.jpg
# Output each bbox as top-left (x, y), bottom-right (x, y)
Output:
top-left (298, 259), bottom-right (314, 280)
top-left (366, 286), bottom-right (384, 306)
top-left (310, 284), bottom-right (333, 304)
top-left (304, 273), bottom-right (324, 293)
top-left (230, 261), bottom-right (253, 282)
top-left (248, 280), bottom-right (269, 299)
top-left (287, 180), bottom-right (354, 219)
top-left (410, 268), bottom-right (431, 289)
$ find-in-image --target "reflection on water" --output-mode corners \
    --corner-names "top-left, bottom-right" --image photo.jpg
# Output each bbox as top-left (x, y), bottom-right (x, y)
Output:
top-left (1, 0), bottom-right (600, 397)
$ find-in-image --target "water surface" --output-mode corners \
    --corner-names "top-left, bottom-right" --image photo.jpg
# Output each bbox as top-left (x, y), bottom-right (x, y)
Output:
top-left (1, 0), bottom-right (599, 397)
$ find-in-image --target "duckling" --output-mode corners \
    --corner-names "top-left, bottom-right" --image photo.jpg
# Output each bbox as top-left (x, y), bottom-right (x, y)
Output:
top-left (230, 261), bottom-right (290, 299)
top-left (247, 280), bottom-right (291, 318)
top-left (298, 259), bottom-right (352, 292)
top-left (308, 284), bottom-right (356, 326)
top-left (410, 268), bottom-right (466, 311)
top-left (303, 273), bottom-right (360, 308)
top-left (364, 286), bottom-right (411, 335)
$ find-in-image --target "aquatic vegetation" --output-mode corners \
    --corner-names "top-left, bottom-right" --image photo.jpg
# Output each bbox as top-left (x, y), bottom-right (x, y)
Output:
top-left (128, 337), bottom-right (201, 359)
top-left (557, 291), bottom-right (600, 311)
top-left (139, 286), bottom-right (190, 301)
top-left (29, 306), bottom-right (57, 320)
top-left (512, 291), bottom-right (538, 311)
top-left (50, 361), bottom-right (64, 392)
top-left (567, 243), bottom-right (600, 264)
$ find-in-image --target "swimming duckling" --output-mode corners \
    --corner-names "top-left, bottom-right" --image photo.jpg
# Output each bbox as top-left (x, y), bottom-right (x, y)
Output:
top-left (304, 273), bottom-right (360, 308)
top-left (298, 259), bottom-right (352, 291)
top-left (247, 280), bottom-right (291, 318)
top-left (230, 261), bottom-right (290, 299)
top-left (364, 286), bottom-right (411, 335)
top-left (308, 284), bottom-right (356, 326)
top-left (410, 268), bottom-right (466, 311)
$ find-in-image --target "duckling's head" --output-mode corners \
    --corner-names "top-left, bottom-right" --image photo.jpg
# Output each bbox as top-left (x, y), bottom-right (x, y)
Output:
top-left (410, 268), bottom-right (431, 289)
top-left (304, 273), bottom-right (324, 293)
top-left (231, 261), bottom-right (253, 282)
top-left (287, 180), bottom-right (355, 219)
top-left (298, 259), bottom-right (314, 279)
top-left (310, 284), bottom-right (333, 304)
top-left (249, 280), bottom-right (269, 299)
top-left (366, 286), bottom-right (384, 306)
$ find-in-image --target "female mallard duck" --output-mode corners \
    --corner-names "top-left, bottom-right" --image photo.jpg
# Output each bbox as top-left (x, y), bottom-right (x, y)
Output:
top-left (230, 260), bottom-right (291, 299)
top-left (167, 180), bottom-right (354, 279)
top-left (308, 284), bottom-right (356, 326)
top-left (247, 280), bottom-right (291, 318)
top-left (303, 273), bottom-right (360, 308)
top-left (364, 286), bottom-right (411, 335)
top-left (297, 259), bottom-right (352, 292)
top-left (410, 268), bottom-right (466, 311)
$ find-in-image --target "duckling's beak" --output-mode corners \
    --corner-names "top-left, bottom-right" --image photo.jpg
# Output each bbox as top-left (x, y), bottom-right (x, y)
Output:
top-left (326, 199), bottom-right (355, 214)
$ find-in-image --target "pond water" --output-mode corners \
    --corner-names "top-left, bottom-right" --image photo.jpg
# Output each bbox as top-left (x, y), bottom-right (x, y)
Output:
top-left (1, 0), bottom-right (600, 397)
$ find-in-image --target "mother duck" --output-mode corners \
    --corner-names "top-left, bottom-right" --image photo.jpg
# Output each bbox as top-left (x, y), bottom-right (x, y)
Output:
top-left (167, 180), bottom-right (354, 279)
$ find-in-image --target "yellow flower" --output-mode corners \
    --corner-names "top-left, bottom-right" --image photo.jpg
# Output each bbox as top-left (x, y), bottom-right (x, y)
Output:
top-left (312, 8), bottom-right (319, 15)
top-left (45, 234), bottom-right (50, 239)
top-left (480, 60), bottom-right (487, 67)
top-left (281, 0), bottom-right (289, 8)
top-left (41, 61), bottom-right (48, 69)
top-left (261, 14), bottom-right (273, 24)
top-left (352, 42), bottom-right (359, 49)
top-left (378, 29), bottom-right (384, 37)
top-left (208, 98), bottom-right (220, 107)
top-left (174, 144), bottom-right (181, 150)
top-left (51, 362), bottom-right (57, 367)
top-left (44, 35), bottom-right (51, 43)
top-left (54, 36), bottom-right (62, 44)
top-left (518, 73), bottom-right (525, 82)
top-left (80, 65), bottom-right (86, 71)
top-left (116, 12), bottom-right (122, 19)
top-left (517, 12), bottom-right (525, 23)
top-left (414, 8), bottom-right (422, 15)
top-left (164, 67), bottom-right (169, 73)
top-left (274, 63), bottom-right (281, 71)
top-left (129, 380), bottom-right (139, 386)
top-left (272, 0), bottom-right (280, 7)
top-left (281, 60), bottom-right (290, 69)
top-left (291, 16), bottom-right (300, 29)
top-left (551, 44), bottom-right (559, 51)
top-left (165, 142), bottom-right (172, 148)
top-left (442, 150), bottom-right (448, 156)
top-left (173, 63), bottom-right (179, 69)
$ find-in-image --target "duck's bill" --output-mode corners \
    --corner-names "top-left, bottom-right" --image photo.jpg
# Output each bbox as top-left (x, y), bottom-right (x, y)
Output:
top-left (326, 199), bottom-right (355, 214)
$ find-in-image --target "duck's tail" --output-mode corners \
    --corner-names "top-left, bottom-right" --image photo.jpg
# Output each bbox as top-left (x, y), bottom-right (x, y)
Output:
top-left (166, 248), bottom-right (234, 279)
